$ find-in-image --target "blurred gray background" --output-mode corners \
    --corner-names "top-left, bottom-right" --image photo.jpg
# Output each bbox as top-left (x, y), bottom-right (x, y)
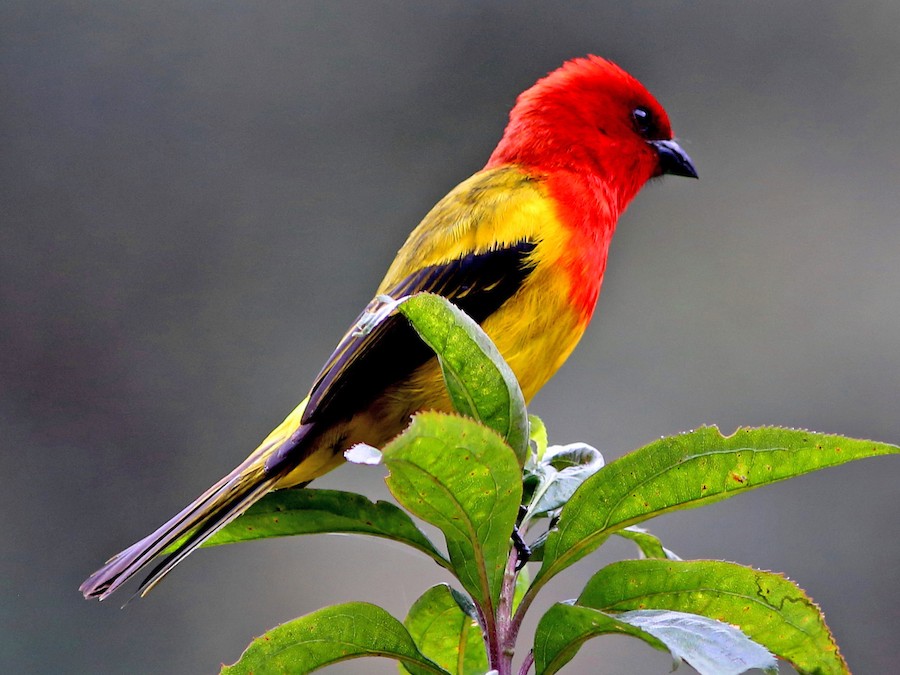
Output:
top-left (3, 2), bottom-right (898, 673)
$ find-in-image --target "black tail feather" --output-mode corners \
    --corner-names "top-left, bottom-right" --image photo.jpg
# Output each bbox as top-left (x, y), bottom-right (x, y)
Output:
top-left (133, 479), bottom-right (275, 598)
top-left (79, 463), bottom-right (276, 601)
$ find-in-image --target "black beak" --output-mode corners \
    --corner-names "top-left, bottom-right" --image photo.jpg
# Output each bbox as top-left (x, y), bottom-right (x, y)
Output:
top-left (650, 139), bottom-right (698, 179)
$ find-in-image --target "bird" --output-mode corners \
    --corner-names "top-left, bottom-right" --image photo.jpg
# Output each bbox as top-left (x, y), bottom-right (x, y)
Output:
top-left (80, 55), bottom-right (697, 601)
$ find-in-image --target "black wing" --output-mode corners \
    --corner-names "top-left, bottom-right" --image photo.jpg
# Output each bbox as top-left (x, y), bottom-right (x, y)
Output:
top-left (306, 240), bottom-right (537, 429)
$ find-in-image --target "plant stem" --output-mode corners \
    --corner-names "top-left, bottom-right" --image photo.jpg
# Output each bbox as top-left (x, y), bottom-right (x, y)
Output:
top-left (518, 650), bottom-right (534, 675)
top-left (475, 600), bottom-right (501, 671)
top-left (491, 541), bottom-right (522, 674)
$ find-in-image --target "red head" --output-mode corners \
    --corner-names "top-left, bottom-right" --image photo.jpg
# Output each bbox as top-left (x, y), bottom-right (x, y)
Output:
top-left (487, 56), bottom-right (696, 206)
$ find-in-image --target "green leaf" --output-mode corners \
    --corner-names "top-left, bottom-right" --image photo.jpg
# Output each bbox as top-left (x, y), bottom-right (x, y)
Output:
top-left (512, 564), bottom-right (531, 615)
top-left (222, 602), bottom-right (449, 675)
top-left (398, 293), bottom-right (529, 465)
top-left (578, 559), bottom-right (848, 675)
top-left (615, 526), bottom-right (680, 560)
top-left (522, 442), bottom-right (604, 522)
top-left (616, 609), bottom-right (777, 675)
top-left (533, 602), bottom-right (666, 675)
top-left (529, 414), bottom-right (548, 460)
top-left (537, 426), bottom-right (898, 585)
top-left (534, 602), bottom-right (777, 675)
top-left (382, 411), bottom-right (522, 611)
top-left (198, 488), bottom-right (449, 569)
top-left (400, 584), bottom-right (488, 675)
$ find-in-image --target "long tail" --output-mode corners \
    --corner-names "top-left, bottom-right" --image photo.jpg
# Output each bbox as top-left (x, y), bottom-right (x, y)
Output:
top-left (80, 402), bottom-right (313, 601)
top-left (79, 463), bottom-right (277, 600)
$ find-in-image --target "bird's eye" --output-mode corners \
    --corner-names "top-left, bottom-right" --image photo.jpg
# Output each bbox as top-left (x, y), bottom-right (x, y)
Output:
top-left (632, 106), bottom-right (654, 137)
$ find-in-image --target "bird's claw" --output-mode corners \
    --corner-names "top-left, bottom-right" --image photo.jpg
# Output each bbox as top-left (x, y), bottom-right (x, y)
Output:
top-left (511, 526), bottom-right (531, 571)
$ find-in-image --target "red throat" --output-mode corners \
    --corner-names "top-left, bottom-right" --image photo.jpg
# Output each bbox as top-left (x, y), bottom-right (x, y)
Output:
top-left (545, 170), bottom-right (620, 324)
